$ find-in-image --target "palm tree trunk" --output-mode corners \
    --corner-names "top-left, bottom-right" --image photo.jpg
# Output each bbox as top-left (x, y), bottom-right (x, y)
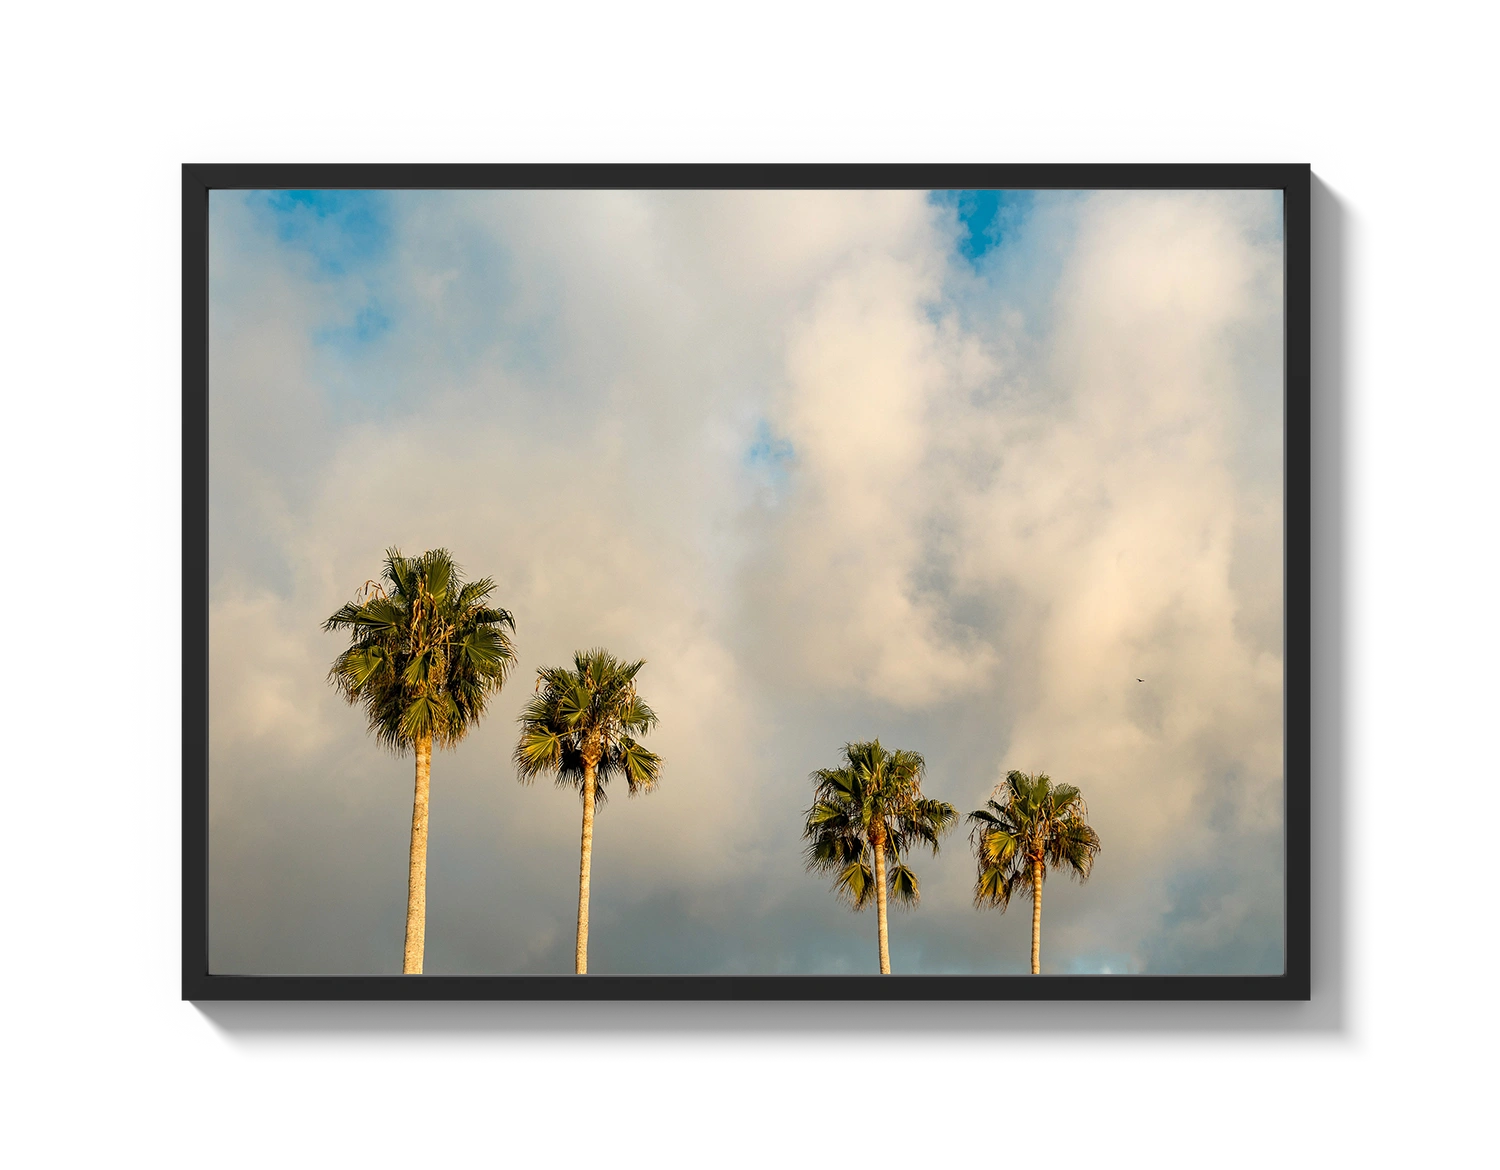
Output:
top-left (575, 762), bottom-right (597, 974)
top-left (402, 734), bottom-right (432, 974)
top-left (1030, 856), bottom-right (1043, 974)
top-left (873, 836), bottom-right (891, 975)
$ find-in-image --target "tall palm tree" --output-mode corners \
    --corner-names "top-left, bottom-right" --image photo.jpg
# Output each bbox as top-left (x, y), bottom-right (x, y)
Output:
top-left (968, 770), bottom-right (1101, 974)
top-left (802, 740), bottom-right (957, 974)
top-left (514, 649), bottom-right (663, 974)
top-left (324, 548), bottom-right (516, 974)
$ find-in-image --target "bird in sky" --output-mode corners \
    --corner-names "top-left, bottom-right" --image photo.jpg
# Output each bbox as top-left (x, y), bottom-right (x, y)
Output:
top-left (1136, 678), bottom-right (1144, 683)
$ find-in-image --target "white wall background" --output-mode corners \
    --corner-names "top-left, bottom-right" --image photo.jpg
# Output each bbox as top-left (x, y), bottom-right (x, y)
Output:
top-left (0, 2), bottom-right (1482, 1158)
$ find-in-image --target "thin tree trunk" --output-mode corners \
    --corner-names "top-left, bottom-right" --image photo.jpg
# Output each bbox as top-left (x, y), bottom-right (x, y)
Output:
top-left (402, 734), bottom-right (432, 975)
top-left (575, 763), bottom-right (597, 974)
top-left (1030, 856), bottom-right (1044, 975)
top-left (874, 835), bottom-right (891, 975)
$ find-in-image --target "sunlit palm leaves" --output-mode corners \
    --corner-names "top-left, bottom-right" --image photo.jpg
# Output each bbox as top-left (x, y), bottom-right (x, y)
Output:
top-left (968, 770), bottom-right (1101, 910)
top-left (325, 548), bottom-right (517, 751)
top-left (513, 649), bottom-right (662, 801)
top-left (804, 743), bottom-right (955, 909)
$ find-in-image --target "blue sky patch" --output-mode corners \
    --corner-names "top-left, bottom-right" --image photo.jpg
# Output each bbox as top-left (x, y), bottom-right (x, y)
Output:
top-left (258, 189), bottom-right (392, 275)
top-left (930, 189), bottom-right (1036, 266)
top-left (313, 301), bottom-right (393, 350)
top-left (745, 419), bottom-right (796, 485)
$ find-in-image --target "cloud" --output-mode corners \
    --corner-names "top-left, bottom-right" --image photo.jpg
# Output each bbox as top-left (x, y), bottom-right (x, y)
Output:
top-left (207, 187), bottom-right (1284, 975)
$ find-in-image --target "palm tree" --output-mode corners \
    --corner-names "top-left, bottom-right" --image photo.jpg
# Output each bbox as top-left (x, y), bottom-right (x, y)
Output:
top-left (968, 770), bottom-right (1101, 974)
top-left (324, 548), bottom-right (516, 974)
top-left (514, 649), bottom-right (663, 974)
top-left (802, 740), bottom-right (957, 974)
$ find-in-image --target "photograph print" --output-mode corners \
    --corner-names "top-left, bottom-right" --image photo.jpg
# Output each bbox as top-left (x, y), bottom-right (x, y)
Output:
top-left (188, 166), bottom-right (1308, 997)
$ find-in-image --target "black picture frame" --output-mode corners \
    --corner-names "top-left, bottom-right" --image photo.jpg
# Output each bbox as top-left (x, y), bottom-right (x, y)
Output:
top-left (129, 105), bottom-right (1374, 1062)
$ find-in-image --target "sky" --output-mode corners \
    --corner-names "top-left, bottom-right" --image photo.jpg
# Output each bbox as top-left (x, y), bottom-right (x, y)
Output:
top-left (207, 186), bottom-right (1285, 976)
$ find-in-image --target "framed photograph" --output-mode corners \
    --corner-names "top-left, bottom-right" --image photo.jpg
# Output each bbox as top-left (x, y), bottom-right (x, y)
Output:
top-left (184, 163), bottom-right (1309, 1000)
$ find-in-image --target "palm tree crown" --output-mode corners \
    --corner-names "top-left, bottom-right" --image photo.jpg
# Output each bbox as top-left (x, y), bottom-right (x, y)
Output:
top-left (324, 547), bottom-right (517, 751)
top-left (968, 771), bottom-right (1100, 907)
top-left (803, 740), bottom-right (956, 973)
top-left (804, 741), bottom-right (956, 907)
top-left (513, 649), bottom-right (662, 799)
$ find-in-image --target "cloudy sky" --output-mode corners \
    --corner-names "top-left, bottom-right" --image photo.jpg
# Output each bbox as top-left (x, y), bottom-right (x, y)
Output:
top-left (208, 185), bottom-right (1284, 976)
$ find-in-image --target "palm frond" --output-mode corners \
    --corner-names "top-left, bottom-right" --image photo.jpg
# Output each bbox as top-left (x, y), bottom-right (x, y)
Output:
top-left (422, 550), bottom-right (453, 602)
top-left (805, 801), bottom-right (854, 830)
top-left (454, 577), bottom-right (493, 611)
top-left (973, 862), bottom-right (1016, 909)
top-left (833, 860), bottom-right (876, 909)
top-left (399, 693), bottom-right (436, 742)
top-left (470, 604), bottom-right (515, 631)
top-left (383, 548), bottom-right (415, 599)
top-left (614, 736), bottom-right (663, 795)
top-left (888, 862), bottom-right (921, 907)
top-left (557, 680), bottom-right (593, 727)
top-left (967, 804), bottom-right (1004, 828)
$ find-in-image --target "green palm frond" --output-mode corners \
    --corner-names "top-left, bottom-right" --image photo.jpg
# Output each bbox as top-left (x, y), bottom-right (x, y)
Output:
top-left (422, 556), bottom-right (452, 602)
top-left (833, 859), bottom-right (876, 909)
top-left (620, 695), bottom-right (658, 735)
top-left (613, 736), bottom-right (663, 795)
top-left (804, 805), bottom-right (864, 872)
top-left (557, 681), bottom-right (592, 727)
top-left (460, 629), bottom-right (511, 671)
top-left (1051, 789), bottom-right (1084, 822)
top-left (399, 693), bottom-right (435, 742)
top-left (973, 862), bottom-right (1016, 910)
top-left (401, 648), bottom-right (432, 689)
top-left (1049, 815), bottom-right (1102, 880)
top-left (971, 819), bottom-right (1019, 867)
top-left (809, 767), bottom-right (857, 801)
top-left (384, 549), bottom-right (416, 599)
top-left (805, 801), bottom-right (854, 832)
top-left (329, 644), bottom-right (387, 693)
top-left (454, 578), bottom-right (491, 610)
top-left (888, 861), bottom-right (921, 906)
top-left (515, 724), bottom-right (563, 772)
top-left (891, 795), bottom-right (958, 854)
